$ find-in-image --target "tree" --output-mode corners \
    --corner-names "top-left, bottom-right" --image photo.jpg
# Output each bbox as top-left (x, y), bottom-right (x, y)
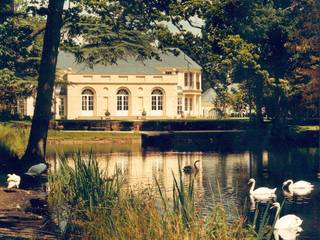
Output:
top-left (20, 0), bottom-right (65, 167)
top-left (285, 0), bottom-right (320, 118)
top-left (18, 0), bottom-right (177, 167)
top-left (157, 0), bottom-right (306, 124)
top-left (0, 12), bottom-right (43, 113)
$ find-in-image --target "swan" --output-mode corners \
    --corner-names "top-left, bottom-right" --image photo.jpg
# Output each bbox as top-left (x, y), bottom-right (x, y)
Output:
top-left (274, 228), bottom-right (301, 240)
top-left (283, 180), bottom-right (314, 192)
top-left (271, 202), bottom-right (303, 230)
top-left (248, 178), bottom-right (277, 196)
top-left (283, 187), bottom-right (313, 198)
top-left (7, 174), bottom-right (21, 189)
top-left (25, 163), bottom-right (47, 176)
top-left (183, 160), bottom-right (200, 173)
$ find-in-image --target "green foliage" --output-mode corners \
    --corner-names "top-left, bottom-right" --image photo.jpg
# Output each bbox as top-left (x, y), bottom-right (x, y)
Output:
top-left (49, 151), bottom-right (121, 237)
top-left (0, 13), bottom-right (43, 108)
top-left (157, 0), bottom-right (317, 120)
top-left (0, 124), bottom-right (28, 157)
top-left (0, 69), bottom-right (33, 108)
top-left (49, 151), bottom-right (274, 239)
top-left (61, 0), bottom-right (178, 66)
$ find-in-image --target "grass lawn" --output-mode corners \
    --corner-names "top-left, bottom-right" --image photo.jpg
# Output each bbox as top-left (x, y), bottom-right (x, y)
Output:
top-left (48, 130), bottom-right (141, 140)
top-left (289, 125), bottom-right (320, 133)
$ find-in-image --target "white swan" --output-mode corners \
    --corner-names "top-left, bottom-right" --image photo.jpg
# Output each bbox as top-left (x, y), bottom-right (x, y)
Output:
top-left (7, 174), bottom-right (21, 189)
top-left (274, 228), bottom-right (301, 240)
top-left (248, 178), bottom-right (277, 196)
top-left (283, 179), bottom-right (314, 192)
top-left (283, 187), bottom-right (313, 198)
top-left (25, 163), bottom-right (47, 176)
top-left (271, 202), bottom-right (303, 230)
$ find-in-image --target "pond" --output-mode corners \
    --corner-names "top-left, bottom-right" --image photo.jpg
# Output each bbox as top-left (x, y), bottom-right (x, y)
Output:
top-left (47, 143), bottom-right (320, 240)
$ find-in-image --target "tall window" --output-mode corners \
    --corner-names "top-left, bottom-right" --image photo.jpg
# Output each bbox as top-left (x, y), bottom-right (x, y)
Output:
top-left (184, 73), bottom-right (188, 87)
top-left (196, 73), bottom-right (200, 89)
top-left (189, 73), bottom-right (194, 88)
top-left (185, 98), bottom-right (189, 111)
top-left (82, 89), bottom-right (94, 111)
top-left (177, 97), bottom-right (183, 114)
top-left (59, 98), bottom-right (65, 116)
top-left (151, 89), bottom-right (163, 111)
top-left (117, 89), bottom-right (129, 111)
top-left (184, 97), bottom-right (193, 111)
top-left (189, 97), bottom-right (193, 111)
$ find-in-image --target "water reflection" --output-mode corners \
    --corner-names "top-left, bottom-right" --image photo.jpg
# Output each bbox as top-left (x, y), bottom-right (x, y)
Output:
top-left (47, 145), bottom-right (320, 240)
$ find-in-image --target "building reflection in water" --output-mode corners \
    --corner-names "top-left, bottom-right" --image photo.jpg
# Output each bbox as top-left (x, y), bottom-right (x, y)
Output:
top-left (49, 150), bottom-right (253, 210)
top-left (47, 146), bottom-right (320, 239)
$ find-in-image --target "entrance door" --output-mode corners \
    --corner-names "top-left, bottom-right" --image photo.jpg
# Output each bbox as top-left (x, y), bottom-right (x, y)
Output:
top-left (151, 89), bottom-right (163, 116)
top-left (81, 89), bottom-right (94, 116)
top-left (117, 89), bottom-right (129, 116)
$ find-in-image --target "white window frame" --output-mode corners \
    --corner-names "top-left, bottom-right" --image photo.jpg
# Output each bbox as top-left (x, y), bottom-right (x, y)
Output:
top-left (151, 89), bottom-right (164, 116)
top-left (117, 89), bottom-right (129, 116)
top-left (81, 89), bottom-right (94, 116)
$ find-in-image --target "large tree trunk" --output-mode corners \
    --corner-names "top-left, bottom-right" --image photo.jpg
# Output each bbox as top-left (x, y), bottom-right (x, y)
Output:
top-left (21, 0), bottom-right (65, 169)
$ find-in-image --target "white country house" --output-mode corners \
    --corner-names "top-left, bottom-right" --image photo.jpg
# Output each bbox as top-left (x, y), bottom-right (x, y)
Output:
top-left (19, 49), bottom-right (203, 120)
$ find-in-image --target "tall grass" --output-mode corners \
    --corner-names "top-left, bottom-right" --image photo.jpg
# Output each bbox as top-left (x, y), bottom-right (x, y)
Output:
top-left (49, 152), bottom-right (273, 239)
top-left (0, 124), bottom-right (28, 159)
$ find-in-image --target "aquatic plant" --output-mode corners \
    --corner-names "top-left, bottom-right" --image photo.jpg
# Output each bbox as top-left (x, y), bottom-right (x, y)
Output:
top-left (49, 151), bottom-right (273, 239)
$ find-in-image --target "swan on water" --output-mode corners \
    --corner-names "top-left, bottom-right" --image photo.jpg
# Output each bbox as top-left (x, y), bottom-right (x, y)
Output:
top-left (283, 187), bottom-right (313, 198)
top-left (283, 180), bottom-right (314, 192)
top-left (248, 178), bottom-right (277, 196)
top-left (25, 163), bottom-right (47, 176)
top-left (7, 174), bottom-right (21, 189)
top-left (249, 194), bottom-right (276, 211)
top-left (183, 160), bottom-right (200, 173)
top-left (274, 228), bottom-right (301, 240)
top-left (271, 202), bottom-right (303, 231)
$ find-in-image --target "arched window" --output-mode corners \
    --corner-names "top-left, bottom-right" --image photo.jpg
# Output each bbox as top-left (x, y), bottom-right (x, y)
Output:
top-left (82, 89), bottom-right (94, 111)
top-left (117, 89), bottom-right (129, 111)
top-left (151, 89), bottom-right (163, 111)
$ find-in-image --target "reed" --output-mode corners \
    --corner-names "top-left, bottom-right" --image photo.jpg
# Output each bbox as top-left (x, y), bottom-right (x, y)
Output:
top-left (48, 151), bottom-right (272, 239)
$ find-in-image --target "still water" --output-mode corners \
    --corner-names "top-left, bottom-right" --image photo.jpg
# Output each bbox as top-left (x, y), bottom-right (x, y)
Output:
top-left (48, 143), bottom-right (320, 240)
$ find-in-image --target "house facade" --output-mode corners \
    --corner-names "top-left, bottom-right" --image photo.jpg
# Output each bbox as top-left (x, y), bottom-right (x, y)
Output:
top-left (21, 50), bottom-right (202, 120)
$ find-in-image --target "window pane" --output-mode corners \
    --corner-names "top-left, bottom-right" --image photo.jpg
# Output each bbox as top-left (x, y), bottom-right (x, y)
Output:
top-left (152, 96), bottom-right (156, 110)
top-left (117, 96), bottom-right (122, 110)
top-left (189, 73), bottom-right (193, 87)
top-left (82, 96), bottom-right (87, 110)
top-left (88, 96), bottom-right (93, 110)
top-left (184, 73), bottom-right (188, 87)
top-left (158, 96), bottom-right (163, 110)
top-left (124, 96), bottom-right (128, 110)
top-left (184, 98), bottom-right (188, 111)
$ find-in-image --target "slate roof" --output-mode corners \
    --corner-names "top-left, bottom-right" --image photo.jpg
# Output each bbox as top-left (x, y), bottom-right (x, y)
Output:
top-left (201, 84), bottom-right (240, 102)
top-left (57, 49), bottom-right (201, 75)
top-left (201, 88), bottom-right (217, 102)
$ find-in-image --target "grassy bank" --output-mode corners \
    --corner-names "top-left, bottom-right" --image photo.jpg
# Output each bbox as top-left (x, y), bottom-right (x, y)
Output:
top-left (48, 152), bottom-right (274, 240)
top-left (0, 125), bottom-right (28, 158)
top-left (48, 130), bottom-right (141, 141)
